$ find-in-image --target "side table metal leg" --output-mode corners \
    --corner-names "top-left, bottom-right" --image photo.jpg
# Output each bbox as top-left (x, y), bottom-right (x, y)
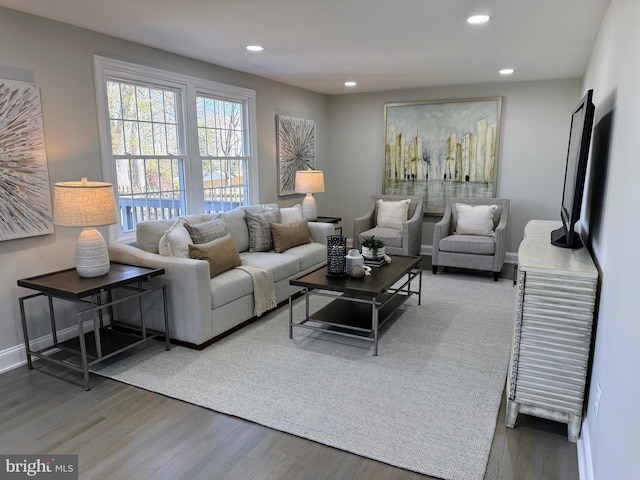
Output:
top-left (19, 297), bottom-right (33, 370)
top-left (418, 269), bottom-right (422, 306)
top-left (161, 285), bottom-right (170, 350)
top-left (372, 297), bottom-right (379, 356)
top-left (77, 311), bottom-right (91, 390)
top-left (288, 293), bottom-right (293, 339)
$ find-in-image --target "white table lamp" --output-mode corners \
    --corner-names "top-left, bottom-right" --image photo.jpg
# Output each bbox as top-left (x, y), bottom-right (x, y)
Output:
top-left (54, 178), bottom-right (118, 278)
top-left (295, 169), bottom-right (325, 220)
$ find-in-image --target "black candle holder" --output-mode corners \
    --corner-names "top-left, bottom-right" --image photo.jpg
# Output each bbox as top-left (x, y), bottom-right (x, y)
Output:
top-left (326, 235), bottom-right (347, 277)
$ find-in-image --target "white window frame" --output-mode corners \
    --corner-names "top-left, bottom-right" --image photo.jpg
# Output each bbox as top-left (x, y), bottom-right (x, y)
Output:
top-left (93, 55), bottom-right (258, 243)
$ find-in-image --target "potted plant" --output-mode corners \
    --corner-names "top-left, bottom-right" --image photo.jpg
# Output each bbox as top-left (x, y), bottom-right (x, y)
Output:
top-left (361, 235), bottom-right (385, 259)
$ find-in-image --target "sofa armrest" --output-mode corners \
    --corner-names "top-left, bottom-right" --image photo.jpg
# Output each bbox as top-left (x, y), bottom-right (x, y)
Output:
top-left (432, 203), bottom-right (453, 266)
top-left (308, 222), bottom-right (336, 244)
top-left (352, 203), bottom-right (376, 249)
top-left (492, 206), bottom-right (509, 270)
top-left (402, 199), bottom-right (424, 256)
top-left (108, 243), bottom-right (212, 345)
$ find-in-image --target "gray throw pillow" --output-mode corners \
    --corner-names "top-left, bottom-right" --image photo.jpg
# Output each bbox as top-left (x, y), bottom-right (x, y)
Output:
top-left (184, 217), bottom-right (228, 244)
top-left (245, 209), bottom-right (281, 252)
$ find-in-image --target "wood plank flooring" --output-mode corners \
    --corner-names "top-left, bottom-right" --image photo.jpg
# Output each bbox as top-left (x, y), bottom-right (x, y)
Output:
top-left (0, 360), bottom-right (578, 480)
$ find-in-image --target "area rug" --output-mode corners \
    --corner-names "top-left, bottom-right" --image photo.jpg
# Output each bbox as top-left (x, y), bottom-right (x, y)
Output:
top-left (93, 272), bottom-right (517, 480)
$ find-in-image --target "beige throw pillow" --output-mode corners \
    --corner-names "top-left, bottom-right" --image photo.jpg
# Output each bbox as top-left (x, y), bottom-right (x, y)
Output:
top-left (271, 220), bottom-right (312, 253)
top-left (455, 204), bottom-right (498, 236)
top-left (376, 199), bottom-right (411, 229)
top-left (188, 234), bottom-right (242, 278)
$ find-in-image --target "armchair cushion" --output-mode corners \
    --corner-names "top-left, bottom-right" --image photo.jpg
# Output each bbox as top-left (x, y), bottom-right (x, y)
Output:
top-left (376, 198), bottom-right (410, 229)
top-left (357, 227), bottom-right (403, 248)
top-left (454, 204), bottom-right (498, 236)
top-left (439, 234), bottom-right (496, 255)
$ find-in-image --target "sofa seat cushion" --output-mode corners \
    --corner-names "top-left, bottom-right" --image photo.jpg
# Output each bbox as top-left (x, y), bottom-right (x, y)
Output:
top-left (358, 227), bottom-right (403, 248)
top-left (240, 251), bottom-right (300, 282)
top-left (439, 234), bottom-right (495, 255)
top-left (282, 242), bottom-right (326, 271)
top-left (209, 268), bottom-right (254, 309)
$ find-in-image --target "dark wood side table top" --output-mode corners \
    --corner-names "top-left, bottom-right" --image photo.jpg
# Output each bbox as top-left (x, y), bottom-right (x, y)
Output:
top-left (313, 216), bottom-right (342, 224)
top-left (17, 263), bottom-right (165, 301)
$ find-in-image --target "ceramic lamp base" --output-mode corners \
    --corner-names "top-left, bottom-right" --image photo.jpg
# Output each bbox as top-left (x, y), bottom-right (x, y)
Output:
top-left (76, 227), bottom-right (110, 277)
top-left (301, 193), bottom-right (318, 220)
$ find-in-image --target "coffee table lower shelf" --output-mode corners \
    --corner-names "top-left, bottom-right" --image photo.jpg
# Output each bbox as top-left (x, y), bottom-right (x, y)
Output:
top-left (295, 292), bottom-right (407, 339)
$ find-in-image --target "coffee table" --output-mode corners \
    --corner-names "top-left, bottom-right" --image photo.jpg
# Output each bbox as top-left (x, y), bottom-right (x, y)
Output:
top-left (288, 255), bottom-right (421, 355)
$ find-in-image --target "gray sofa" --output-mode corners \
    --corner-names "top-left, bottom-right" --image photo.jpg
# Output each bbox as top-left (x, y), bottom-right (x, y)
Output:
top-left (107, 204), bottom-right (334, 349)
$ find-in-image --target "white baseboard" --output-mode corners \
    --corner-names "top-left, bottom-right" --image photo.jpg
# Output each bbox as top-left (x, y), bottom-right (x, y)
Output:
top-left (0, 319), bottom-right (97, 375)
top-left (577, 419), bottom-right (594, 480)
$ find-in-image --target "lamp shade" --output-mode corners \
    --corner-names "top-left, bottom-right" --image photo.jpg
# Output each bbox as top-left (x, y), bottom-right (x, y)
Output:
top-left (53, 178), bottom-right (117, 278)
top-left (53, 178), bottom-right (117, 227)
top-left (295, 169), bottom-right (325, 194)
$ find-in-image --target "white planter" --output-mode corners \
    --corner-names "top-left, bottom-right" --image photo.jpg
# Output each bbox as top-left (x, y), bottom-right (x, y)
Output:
top-left (361, 246), bottom-right (385, 259)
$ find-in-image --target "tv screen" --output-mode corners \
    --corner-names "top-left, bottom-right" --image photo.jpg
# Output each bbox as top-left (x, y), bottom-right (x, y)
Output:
top-left (551, 89), bottom-right (595, 249)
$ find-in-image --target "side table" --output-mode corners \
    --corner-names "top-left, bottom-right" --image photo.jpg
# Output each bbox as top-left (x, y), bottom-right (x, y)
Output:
top-left (17, 262), bottom-right (170, 390)
top-left (313, 216), bottom-right (342, 235)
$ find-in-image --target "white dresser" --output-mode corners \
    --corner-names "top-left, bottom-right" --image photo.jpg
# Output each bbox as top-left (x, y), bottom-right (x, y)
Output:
top-left (506, 220), bottom-right (598, 442)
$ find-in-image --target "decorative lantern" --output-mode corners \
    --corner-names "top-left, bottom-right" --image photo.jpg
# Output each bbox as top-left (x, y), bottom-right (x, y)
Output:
top-left (326, 235), bottom-right (347, 277)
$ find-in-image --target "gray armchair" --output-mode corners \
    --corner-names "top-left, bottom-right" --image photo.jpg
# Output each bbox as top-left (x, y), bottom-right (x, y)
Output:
top-left (432, 197), bottom-right (510, 281)
top-left (353, 195), bottom-right (424, 256)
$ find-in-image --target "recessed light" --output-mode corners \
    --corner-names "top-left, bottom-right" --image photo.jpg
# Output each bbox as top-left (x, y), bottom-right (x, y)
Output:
top-left (246, 45), bottom-right (264, 52)
top-left (344, 81), bottom-right (357, 87)
top-left (499, 68), bottom-right (515, 75)
top-left (467, 14), bottom-right (490, 24)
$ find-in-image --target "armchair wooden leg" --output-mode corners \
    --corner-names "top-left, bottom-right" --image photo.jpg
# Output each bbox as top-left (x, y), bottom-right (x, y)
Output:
top-left (494, 272), bottom-right (500, 281)
top-left (432, 265), bottom-right (438, 275)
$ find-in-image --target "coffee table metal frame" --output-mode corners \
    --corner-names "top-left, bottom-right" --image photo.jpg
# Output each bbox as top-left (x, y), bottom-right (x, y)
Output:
top-left (288, 255), bottom-right (421, 355)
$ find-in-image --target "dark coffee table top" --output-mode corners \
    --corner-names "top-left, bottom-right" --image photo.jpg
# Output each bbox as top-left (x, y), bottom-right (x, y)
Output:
top-left (290, 255), bottom-right (421, 298)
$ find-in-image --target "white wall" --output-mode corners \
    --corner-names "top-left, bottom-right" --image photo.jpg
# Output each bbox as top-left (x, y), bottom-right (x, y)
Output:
top-left (325, 79), bottom-right (583, 254)
top-left (580, 1), bottom-right (640, 478)
top-left (0, 7), bottom-right (328, 359)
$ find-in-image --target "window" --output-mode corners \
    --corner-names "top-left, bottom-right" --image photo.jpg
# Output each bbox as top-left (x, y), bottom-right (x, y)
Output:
top-left (94, 56), bottom-right (258, 242)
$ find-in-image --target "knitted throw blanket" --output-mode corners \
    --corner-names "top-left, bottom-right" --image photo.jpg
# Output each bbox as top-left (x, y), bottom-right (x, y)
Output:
top-left (236, 261), bottom-right (277, 317)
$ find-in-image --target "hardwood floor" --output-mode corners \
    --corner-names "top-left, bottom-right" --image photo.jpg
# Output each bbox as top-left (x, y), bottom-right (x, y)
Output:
top-left (0, 360), bottom-right (578, 480)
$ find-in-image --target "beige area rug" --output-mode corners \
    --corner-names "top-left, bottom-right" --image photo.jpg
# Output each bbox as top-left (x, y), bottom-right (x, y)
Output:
top-left (93, 272), bottom-right (517, 480)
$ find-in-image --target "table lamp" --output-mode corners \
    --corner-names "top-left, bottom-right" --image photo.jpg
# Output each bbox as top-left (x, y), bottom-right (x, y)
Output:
top-left (53, 178), bottom-right (118, 278)
top-left (295, 169), bottom-right (325, 220)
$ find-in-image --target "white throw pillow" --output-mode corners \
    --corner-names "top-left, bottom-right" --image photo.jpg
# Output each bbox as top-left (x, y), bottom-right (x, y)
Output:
top-left (280, 204), bottom-right (303, 224)
top-left (158, 218), bottom-right (192, 258)
top-left (455, 204), bottom-right (498, 236)
top-left (376, 199), bottom-right (410, 230)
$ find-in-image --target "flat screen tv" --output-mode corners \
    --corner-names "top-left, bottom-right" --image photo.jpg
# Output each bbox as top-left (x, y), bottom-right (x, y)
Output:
top-left (551, 89), bottom-right (595, 249)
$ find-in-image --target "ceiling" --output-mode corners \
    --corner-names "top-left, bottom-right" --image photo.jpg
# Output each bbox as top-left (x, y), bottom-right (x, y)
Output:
top-left (0, 0), bottom-right (610, 95)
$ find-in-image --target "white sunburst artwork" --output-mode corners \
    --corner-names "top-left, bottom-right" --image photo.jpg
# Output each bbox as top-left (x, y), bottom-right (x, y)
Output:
top-left (276, 115), bottom-right (316, 196)
top-left (0, 79), bottom-right (54, 241)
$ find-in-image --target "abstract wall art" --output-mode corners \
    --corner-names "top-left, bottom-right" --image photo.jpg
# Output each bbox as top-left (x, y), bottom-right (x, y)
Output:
top-left (0, 79), bottom-right (54, 241)
top-left (384, 97), bottom-right (502, 216)
top-left (276, 115), bottom-right (316, 196)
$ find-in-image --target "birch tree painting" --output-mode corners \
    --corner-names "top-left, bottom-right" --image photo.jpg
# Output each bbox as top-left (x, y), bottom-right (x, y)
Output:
top-left (0, 79), bottom-right (54, 241)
